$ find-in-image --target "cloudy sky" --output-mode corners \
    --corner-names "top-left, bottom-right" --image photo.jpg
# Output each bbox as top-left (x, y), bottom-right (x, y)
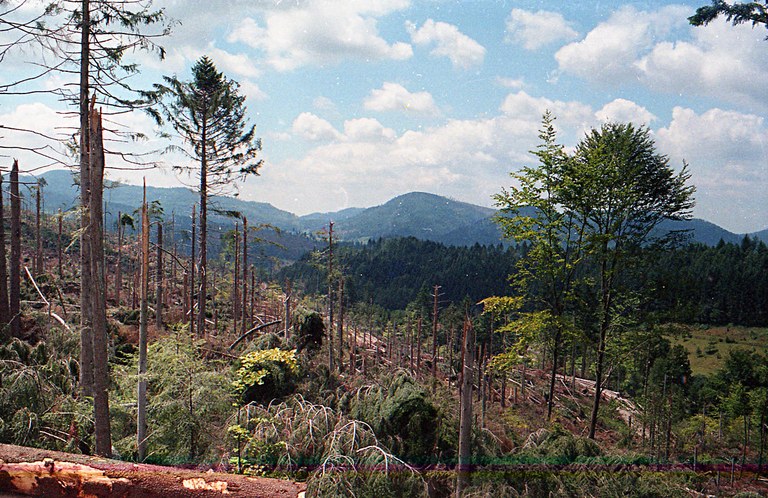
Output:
top-left (2, 0), bottom-right (768, 233)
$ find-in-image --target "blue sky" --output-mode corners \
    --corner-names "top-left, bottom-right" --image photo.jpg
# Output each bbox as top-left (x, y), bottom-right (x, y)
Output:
top-left (2, 0), bottom-right (767, 233)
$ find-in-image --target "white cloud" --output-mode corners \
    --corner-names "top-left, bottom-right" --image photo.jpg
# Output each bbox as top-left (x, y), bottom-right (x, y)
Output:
top-left (238, 79), bottom-right (267, 102)
top-left (505, 9), bottom-right (578, 50)
top-left (555, 5), bottom-right (690, 84)
top-left (657, 107), bottom-right (767, 168)
top-left (258, 90), bottom-right (602, 215)
top-left (407, 19), bottom-right (485, 69)
top-left (313, 96), bottom-right (336, 110)
top-left (554, 5), bottom-right (768, 112)
top-left (291, 112), bottom-right (340, 142)
top-left (596, 99), bottom-right (656, 125)
top-left (637, 20), bottom-right (768, 110)
top-left (499, 91), bottom-right (594, 140)
top-left (343, 118), bottom-right (396, 142)
top-left (0, 103), bottom-right (71, 170)
top-left (656, 107), bottom-right (768, 232)
top-left (363, 82), bottom-right (439, 115)
top-left (227, 0), bottom-right (412, 71)
top-left (496, 77), bottom-right (525, 89)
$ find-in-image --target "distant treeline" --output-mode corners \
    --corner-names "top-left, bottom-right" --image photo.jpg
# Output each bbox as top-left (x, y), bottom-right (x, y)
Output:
top-left (280, 235), bottom-right (768, 327)
top-left (279, 237), bottom-right (520, 310)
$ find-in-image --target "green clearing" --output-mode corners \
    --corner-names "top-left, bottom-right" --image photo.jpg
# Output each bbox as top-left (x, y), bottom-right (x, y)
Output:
top-left (671, 325), bottom-right (768, 376)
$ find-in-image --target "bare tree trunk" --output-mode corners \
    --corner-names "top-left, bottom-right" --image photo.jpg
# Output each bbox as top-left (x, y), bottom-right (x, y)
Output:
top-left (115, 212), bottom-right (122, 306)
top-left (138, 182), bottom-right (149, 461)
top-left (78, 0), bottom-right (94, 401)
top-left (155, 222), bottom-right (163, 329)
top-left (197, 144), bottom-right (208, 336)
top-left (0, 173), bottom-right (9, 333)
top-left (57, 209), bottom-right (63, 282)
top-left (547, 332), bottom-right (561, 420)
top-left (457, 318), bottom-right (475, 497)
top-left (189, 204), bottom-right (196, 335)
top-left (432, 285), bottom-right (440, 393)
top-left (9, 161), bottom-right (21, 338)
top-left (338, 277), bottom-right (344, 371)
top-left (327, 221), bottom-right (334, 372)
top-left (417, 316), bottom-right (422, 374)
top-left (283, 280), bottom-right (291, 339)
top-left (88, 105), bottom-right (112, 457)
top-left (35, 182), bottom-right (43, 275)
top-left (232, 223), bottom-right (239, 337)
top-left (241, 216), bottom-right (248, 334)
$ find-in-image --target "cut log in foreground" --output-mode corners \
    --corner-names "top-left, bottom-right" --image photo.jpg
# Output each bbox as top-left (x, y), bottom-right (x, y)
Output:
top-left (0, 444), bottom-right (305, 498)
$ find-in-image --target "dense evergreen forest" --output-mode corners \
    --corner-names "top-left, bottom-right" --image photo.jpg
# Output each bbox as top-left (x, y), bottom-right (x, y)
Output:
top-left (281, 235), bottom-right (768, 328)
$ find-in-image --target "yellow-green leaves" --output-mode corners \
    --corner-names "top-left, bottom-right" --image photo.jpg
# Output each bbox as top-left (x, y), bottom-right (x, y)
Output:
top-left (232, 349), bottom-right (299, 399)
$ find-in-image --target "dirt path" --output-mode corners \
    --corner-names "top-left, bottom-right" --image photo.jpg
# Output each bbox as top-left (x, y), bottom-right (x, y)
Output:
top-left (0, 443), bottom-right (305, 498)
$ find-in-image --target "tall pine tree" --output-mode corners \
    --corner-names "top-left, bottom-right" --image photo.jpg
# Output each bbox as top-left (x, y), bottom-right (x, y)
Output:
top-left (154, 56), bottom-right (263, 336)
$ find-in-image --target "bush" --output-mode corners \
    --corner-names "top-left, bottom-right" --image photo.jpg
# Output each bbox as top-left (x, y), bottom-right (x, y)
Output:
top-left (111, 335), bottom-right (233, 464)
top-left (229, 395), bottom-right (427, 497)
top-left (344, 370), bottom-right (439, 463)
top-left (233, 348), bottom-right (299, 405)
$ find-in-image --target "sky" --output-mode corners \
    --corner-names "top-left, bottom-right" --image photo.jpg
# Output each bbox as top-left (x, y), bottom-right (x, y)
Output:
top-left (1, 0), bottom-right (768, 233)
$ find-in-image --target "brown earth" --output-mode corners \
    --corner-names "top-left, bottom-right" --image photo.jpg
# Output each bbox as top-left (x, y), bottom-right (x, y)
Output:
top-left (0, 444), bottom-right (305, 498)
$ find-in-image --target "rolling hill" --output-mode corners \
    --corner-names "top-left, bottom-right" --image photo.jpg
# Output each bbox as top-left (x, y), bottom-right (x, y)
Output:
top-left (11, 170), bottom-right (766, 260)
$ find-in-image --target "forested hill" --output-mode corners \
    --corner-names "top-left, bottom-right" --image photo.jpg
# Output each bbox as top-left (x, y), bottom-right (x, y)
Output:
top-left (281, 235), bottom-right (768, 327)
top-left (24, 170), bottom-right (765, 257)
top-left (279, 237), bottom-right (520, 310)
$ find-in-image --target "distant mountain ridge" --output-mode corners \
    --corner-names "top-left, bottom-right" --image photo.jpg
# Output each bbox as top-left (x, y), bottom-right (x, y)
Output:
top-left (15, 170), bottom-right (767, 256)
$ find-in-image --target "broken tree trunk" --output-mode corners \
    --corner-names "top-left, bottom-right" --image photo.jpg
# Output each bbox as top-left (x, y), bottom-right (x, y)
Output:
top-left (88, 103), bottom-right (112, 457)
top-left (456, 317), bottom-right (475, 497)
top-left (138, 181), bottom-right (149, 462)
top-left (0, 172), bottom-right (9, 334)
top-left (9, 160), bottom-right (21, 338)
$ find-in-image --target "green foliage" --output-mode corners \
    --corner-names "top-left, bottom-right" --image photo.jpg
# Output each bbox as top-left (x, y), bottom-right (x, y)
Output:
top-left (343, 370), bottom-right (439, 463)
top-left (516, 427), bottom-right (602, 464)
top-left (0, 329), bottom-right (89, 452)
top-left (293, 310), bottom-right (325, 353)
top-left (232, 348), bottom-right (299, 405)
top-left (689, 0), bottom-right (768, 37)
top-left (154, 55), bottom-right (262, 188)
top-left (231, 395), bottom-right (427, 497)
top-left (111, 335), bottom-right (232, 463)
top-left (280, 237), bottom-right (520, 310)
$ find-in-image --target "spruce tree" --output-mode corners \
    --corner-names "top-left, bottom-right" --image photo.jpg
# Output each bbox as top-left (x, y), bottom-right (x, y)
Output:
top-left (154, 56), bottom-right (263, 336)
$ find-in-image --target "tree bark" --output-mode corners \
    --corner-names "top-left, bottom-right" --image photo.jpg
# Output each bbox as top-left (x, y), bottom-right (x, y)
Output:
top-left (138, 182), bottom-right (149, 461)
top-left (197, 131), bottom-right (207, 336)
top-left (78, 0), bottom-right (94, 399)
top-left (88, 105), bottom-right (112, 457)
top-left (456, 317), bottom-right (475, 497)
top-left (0, 173), bottom-right (9, 333)
top-left (35, 182), bottom-right (42, 275)
top-left (155, 222), bottom-right (163, 329)
top-left (327, 222), bottom-right (334, 372)
top-left (9, 161), bottom-right (21, 338)
top-left (241, 216), bottom-right (248, 334)
top-left (189, 204), bottom-right (196, 335)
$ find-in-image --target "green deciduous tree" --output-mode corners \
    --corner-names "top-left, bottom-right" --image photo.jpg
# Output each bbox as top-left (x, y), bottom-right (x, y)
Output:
top-left (570, 122), bottom-right (695, 439)
top-left (154, 56), bottom-right (263, 337)
top-left (493, 112), bottom-right (587, 420)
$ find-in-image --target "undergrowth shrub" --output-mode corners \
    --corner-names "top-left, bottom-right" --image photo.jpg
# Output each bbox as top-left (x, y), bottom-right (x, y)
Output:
top-left (230, 394), bottom-right (427, 497)
top-left (232, 348), bottom-right (299, 404)
top-left (111, 334), bottom-right (232, 464)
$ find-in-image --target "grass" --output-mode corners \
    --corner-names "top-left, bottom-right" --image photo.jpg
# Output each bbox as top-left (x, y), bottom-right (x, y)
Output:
top-left (670, 325), bottom-right (768, 376)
